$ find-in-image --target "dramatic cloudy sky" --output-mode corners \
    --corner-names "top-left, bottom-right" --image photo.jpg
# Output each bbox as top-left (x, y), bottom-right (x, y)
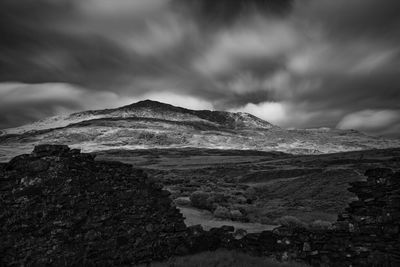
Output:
top-left (1, 0), bottom-right (399, 137)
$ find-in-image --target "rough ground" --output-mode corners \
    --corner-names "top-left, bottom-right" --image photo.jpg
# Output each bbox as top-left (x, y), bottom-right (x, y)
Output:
top-left (96, 147), bottom-right (400, 226)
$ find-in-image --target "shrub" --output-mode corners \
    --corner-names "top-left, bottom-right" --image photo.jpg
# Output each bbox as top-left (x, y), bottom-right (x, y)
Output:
top-left (214, 206), bottom-right (231, 219)
top-left (233, 196), bottom-right (248, 204)
top-left (244, 187), bottom-right (257, 199)
top-left (190, 191), bottom-right (211, 209)
top-left (274, 216), bottom-right (308, 230)
top-left (208, 192), bottom-right (228, 203)
top-left (230, 210), bottom-right (243, 220)
top-left (309, 220), bottom-right (332, 231)
top-left (174, 197), bottom-right (191, 206)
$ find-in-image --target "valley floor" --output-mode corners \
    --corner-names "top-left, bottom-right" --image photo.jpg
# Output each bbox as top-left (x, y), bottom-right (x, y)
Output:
top-left (95, 147), bottom-right (400, 231)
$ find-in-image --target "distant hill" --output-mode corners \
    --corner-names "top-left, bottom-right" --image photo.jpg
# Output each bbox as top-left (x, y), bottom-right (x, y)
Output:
top-left (0, 100), bottom-right (399, 161)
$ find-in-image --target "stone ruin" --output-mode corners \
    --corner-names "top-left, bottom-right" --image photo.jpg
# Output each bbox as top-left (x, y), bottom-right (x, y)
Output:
top-left (1, 145), bottom-right (399, 266)
top-left (0, 145), bottom-right (188, 266)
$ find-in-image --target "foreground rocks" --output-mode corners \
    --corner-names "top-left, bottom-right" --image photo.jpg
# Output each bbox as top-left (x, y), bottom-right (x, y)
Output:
top-left (1, 145), bottom-right (399, 266)
top-left (0, 145), bottom-right (187, 266)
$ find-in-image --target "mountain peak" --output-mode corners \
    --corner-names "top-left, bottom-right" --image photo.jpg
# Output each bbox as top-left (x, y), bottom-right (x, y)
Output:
top-left (134, 99), bottom-right (166, 106)
top-left (122, 99), bottom-right (176, 110)
top-left (92, 99), bottom-right (275, 129)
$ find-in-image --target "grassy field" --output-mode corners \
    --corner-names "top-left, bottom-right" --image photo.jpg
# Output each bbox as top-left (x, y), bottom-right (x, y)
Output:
top-left (96, 148), bottom-right (400, 229)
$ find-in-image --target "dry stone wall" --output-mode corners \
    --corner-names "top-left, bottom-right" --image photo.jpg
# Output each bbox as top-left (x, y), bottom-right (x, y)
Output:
top-left (0, 145), bottom-right (188, 266)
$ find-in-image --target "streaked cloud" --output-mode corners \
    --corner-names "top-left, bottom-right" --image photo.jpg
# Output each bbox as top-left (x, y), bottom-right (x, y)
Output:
top-left (0, 0), bottom-right (399, 137)
top-left (0, 82), bottom-right (135, 129)
top-left (338, 110), bottom-right (400, 138)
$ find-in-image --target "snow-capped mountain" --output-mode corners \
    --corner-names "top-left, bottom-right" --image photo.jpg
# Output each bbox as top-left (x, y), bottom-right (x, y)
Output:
top-left (0, 100), bottom-right (398, 161)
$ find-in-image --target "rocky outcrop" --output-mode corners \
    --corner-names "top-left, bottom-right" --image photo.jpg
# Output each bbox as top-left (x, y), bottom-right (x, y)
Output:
top-left (0, 145), bottom-right (187, 266)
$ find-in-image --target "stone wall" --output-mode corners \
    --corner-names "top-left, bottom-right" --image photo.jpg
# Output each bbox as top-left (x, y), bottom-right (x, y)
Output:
top-left (0, 145), bottom-right (188, 266)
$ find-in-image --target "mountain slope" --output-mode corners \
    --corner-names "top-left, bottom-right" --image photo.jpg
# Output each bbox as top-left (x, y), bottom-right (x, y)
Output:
top-left (0, 100), bottom-right (399, 161)
top-left (2, 100), bottom-right (273, 135)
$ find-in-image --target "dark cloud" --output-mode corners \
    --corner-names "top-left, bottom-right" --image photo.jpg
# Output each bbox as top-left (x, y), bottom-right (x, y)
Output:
top-left (219, 91), bottom-right (272, 109)
top-left (175, 0), bottom-right (293, 25)
top-left (0, 0), bottom-right (182, 89)
top-left (294, 0), bottom-right (400, 40)
top-left (0, 0), bottom-right (399, 137)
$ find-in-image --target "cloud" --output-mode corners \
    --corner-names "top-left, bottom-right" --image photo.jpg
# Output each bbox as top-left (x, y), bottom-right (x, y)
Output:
top-left (230, 101), bottom-right (344, 129)
top-left (337, 110), bottom-right (400, 137)
top-left (0, 82), bottom-right (135, 129)
top-left (0, 0), bottom-right (399, 137)
top-left (137, 92), bottom-right (214, 110)
top-left (177, 0), bottom-right (293, 25)
top-left (292, 0), bottom-right (400, 40)
top-left (72, 0), bottom-right (195, 56)
top-left (117, 13), bottom-right (196, 55)
top-left (350, 49), bottom-right (399, 74)
top-left (230, 102), bottom-right (287, 125)
top-left (193, 18), bottom-right (298, 76)
top-left (78, 0), bottom-right (170, 18)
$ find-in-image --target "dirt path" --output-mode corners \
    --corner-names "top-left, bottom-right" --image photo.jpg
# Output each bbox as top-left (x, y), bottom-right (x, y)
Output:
top-left (178, 206), bottom-right (277, 233)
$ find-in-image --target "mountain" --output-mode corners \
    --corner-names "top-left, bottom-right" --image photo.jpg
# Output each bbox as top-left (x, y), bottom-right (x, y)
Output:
top-left (0, 100), bottom-right (399, 161)
top-left (2, 100), bottom-right (274, 135)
